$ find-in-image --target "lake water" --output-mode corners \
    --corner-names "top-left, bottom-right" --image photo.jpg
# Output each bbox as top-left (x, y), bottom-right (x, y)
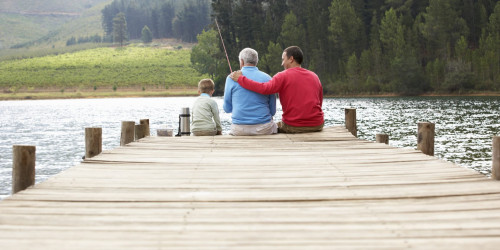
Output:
top-left (0, 96), bottom-right (499, 199)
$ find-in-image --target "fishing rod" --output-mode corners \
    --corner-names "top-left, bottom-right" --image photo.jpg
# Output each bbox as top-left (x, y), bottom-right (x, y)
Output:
top-left (215, 18), bottom-right (232, 73)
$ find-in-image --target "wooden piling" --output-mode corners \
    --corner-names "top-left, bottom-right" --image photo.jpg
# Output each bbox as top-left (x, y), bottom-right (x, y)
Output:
top-left (417, 122), bottom-right (435, 156)
top-left (140, 119), bottom-right (150, 137)
top-left (492, 136), bottom-right (500, 180)
top-left (345, 108), bottom-right (357, 137)
top-left (85, 127), bottom-right (102, 159)
top-left (120, 121), bottom-right (135, 146)
top-left (376, 134), bottom-right (389, 144)
top-left (135, 124), bottom-right (146, 140)
top-left (12, 145), bottom-right (36, 194)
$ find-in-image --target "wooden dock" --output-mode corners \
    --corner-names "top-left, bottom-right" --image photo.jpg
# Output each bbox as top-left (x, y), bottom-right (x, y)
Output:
top-left (1, 126), bottom-right (500, 249)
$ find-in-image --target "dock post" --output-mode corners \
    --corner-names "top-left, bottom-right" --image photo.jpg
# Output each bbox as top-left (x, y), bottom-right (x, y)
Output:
top-left (417, 122), bottom-right (435, 156)
top-left (12, 145), bottom-right (36, 194)
top-left (140, 119), bottom-right (150, 137)
top-left (120, 121), bottom-right (135, 146)
top-left (85, 127), bottom-right (102, 159)
top-left (376, 134), bottom-right (389, 144)
top-left (135, 124), bottom-right (146, 140)
top-left (345, 108), bottom-right (357, 137)
top-left (492, 136), bottom-right (500, 180)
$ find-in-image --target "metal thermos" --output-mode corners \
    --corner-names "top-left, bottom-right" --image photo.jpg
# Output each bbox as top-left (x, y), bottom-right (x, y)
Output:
top-left (176, 107), bottom-right (190, 136)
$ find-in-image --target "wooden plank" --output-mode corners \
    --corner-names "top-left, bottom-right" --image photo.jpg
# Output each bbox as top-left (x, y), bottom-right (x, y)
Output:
top-left (0, 126), bottom-right (499, 249)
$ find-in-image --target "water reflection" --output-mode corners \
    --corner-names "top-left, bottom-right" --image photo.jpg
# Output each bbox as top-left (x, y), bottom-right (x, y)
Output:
top-left (0, 96), bottom-right (498, 199)
top-left (332, 96), bottom-right (499, 176)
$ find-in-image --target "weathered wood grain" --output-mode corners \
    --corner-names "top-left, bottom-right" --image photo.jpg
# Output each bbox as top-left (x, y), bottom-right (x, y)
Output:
top-left (1, 126), bottom-right (499, 249)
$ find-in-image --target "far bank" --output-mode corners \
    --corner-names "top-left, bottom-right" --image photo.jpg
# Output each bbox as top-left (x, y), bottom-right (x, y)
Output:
top-left (1, 86), bottom-right (499, 101)
top-left (0, 87), bottom-right (199, 101)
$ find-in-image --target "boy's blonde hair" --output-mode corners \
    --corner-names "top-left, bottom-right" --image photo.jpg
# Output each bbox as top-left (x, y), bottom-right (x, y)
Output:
top-left (198, 79), bottom-right (215, 93)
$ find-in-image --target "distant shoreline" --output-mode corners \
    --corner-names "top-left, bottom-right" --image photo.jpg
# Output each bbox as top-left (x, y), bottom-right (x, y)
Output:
top-left (1, 87), bottom-right (499, 101)
top-left (0, 87), bottom-right (199, 101)
top-left (324, 92), bottom-right (500, 98)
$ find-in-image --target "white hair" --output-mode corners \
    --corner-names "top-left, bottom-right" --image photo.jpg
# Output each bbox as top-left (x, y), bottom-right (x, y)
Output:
top-left (239, 48), bottom-right (258, 65)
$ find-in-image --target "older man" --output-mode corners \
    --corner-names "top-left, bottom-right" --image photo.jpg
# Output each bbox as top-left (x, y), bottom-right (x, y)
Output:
top-left (230, 46), bottom-right (324, 133)
top-left (223, 48), bottom-right (277, 135)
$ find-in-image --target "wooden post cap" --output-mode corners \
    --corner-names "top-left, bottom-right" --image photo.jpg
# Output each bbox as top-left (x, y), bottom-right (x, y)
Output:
top-left (120, 121), bottom-right (135, 146)
top-left (12, 145), bottom-right (36, 194)
top-left (345, 108), bottom-right (357, 137)
top-left (417, 122), bottom-right (435, 156)
top-left (140, 119), bottom-right (150, 137)
top-left (376, 134), bottom-right (389, 144)
top-left (492, 136), bottom-right (500, 180)
top-left (85, 127), bottom-right (102, 159)
top-left (135, 124), bottom-right (146, 140)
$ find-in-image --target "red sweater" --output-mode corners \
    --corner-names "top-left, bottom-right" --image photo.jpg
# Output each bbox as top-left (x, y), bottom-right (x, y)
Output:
top-left (238, 67), bottom-right (324, 127)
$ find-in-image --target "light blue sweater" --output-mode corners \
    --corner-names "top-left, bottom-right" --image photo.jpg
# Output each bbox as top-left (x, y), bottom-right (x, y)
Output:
top-left (223, 66), bottom-right (276, 125)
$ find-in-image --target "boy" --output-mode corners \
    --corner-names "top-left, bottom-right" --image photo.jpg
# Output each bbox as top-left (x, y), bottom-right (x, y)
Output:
top-left (191, 79), bottom-right (222, 136)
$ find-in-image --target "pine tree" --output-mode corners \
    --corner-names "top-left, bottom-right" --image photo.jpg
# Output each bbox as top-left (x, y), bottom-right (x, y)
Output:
top-left (232, 0), bottom-right (256, 48)
top-left (421, 0), bottom-right (469, 60)
top-left (113, 12), bottom-right (128, 47)
top-left (170, 0), bottom-right (210, 42)
top-left (261, 0), bottom-right (288, 43)
top-left (303, 0), bottom-right (332, 79)
top-left (102, 1), bottom-right (121, 39)
top-left (328, 0), bottom-right (364, 61)
top-left (481, 1), bottom-right (500, 88)
top-left (141, 25), bottom-right (153, 44)
top-left (150, 8), bottom-right (160, 39)
top-left (278, 11), bottom-right (305, 49)
top-left (160, 2), bottom-right (175, 38)
top-left (259, 41), bottom-right (283, 76)
top-left (368, 12), bottom-right (385, 86)
top-left (380, 8), bottom-right (406, 59)
top-left (346, 53), bottom-right (360, 92)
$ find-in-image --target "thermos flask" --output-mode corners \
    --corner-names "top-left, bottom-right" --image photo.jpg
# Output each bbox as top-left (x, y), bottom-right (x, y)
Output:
top-left (176, 107), bottom-right (190, 136)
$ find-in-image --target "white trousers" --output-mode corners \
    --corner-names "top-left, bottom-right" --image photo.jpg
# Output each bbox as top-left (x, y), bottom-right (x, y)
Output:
top-left (230, 121), bottom-right (278, 136)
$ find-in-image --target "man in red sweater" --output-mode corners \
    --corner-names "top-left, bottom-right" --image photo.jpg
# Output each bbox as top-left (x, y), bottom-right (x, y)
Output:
top-left (230, 46), bottom-right (324, 133)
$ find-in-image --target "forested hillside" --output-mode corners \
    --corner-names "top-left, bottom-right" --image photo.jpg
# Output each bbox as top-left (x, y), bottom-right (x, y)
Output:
top-left (0, 0), bottom-right (112, 49)
top-left (0, 0), bottom-right (201, 50)
top-left (101, 0), bottom-right (210, 43)
top-left (0, 0), bottom-right (108, 13)
top-left (199, 0), bottom-right (500, 95)
top-left (2, 0), bottom-right (499, 96)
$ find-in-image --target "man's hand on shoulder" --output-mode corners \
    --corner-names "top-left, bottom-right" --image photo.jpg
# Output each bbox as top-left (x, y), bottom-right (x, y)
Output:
top-left (229, 70), bottom-right (242, 82)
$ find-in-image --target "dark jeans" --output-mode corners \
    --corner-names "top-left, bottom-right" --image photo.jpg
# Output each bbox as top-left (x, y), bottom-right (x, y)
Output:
top-left (277, 121), bottom-right (324, 134)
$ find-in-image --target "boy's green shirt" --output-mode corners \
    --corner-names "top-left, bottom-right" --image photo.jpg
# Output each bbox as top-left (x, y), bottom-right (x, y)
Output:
top-left (191, 93), bottom-right (222, 132)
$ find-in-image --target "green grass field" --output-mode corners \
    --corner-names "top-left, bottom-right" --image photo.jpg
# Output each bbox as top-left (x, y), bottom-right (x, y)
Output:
top-left (0, 46), bottom-right (207, 94)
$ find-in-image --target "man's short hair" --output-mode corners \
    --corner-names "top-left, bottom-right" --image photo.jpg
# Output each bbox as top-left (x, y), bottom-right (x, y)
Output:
top-left (284, 46), bottom-right (303, 65)
top-left (198, 79), bottom-right (214, 93)
top-left (239, 48), bottom-right (259, 65)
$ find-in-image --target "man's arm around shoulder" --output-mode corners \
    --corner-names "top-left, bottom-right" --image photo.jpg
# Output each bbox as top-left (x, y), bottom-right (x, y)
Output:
top-left (229, 70), bottom-right (283, 95)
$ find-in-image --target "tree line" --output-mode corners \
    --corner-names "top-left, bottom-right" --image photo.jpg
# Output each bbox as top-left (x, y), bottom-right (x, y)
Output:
top-left (101, 0), bottom-right (210, 43)
top-left (193, 0), bottom-right (500, 95)
top-left (66, 34), bottom-right (103, 46)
